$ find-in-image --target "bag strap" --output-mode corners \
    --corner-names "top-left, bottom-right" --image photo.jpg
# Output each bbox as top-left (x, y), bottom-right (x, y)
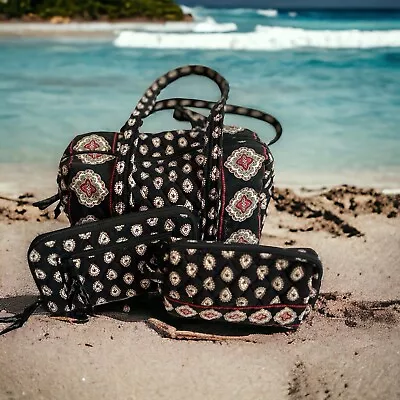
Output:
top-left (119, 65), bottom-right (230, 142)
top-left (147, 97), bottom-right (282, 239)
top-left (116, 66), bottom-right (230, 235)
top-left (152, 98), bottom-right (283, 146)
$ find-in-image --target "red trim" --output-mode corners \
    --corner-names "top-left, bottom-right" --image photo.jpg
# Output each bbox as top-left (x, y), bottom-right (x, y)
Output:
top-left (109, 132), bottom-right (119, 215)
top-left (166, 296), bottom-right (307, 310)
top-left (258, 132), bottom-right (268, 239)
top-left (218, 153), bottom-right (226, 240)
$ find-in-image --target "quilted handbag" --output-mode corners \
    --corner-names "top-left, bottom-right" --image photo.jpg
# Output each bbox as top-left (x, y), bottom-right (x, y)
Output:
top-left (160, 240), bottom-right (323, 329)
top-left (34, 65), bottom-right (282, 245)
top-left (141, 97), bottom-right (282, 243)
top-left (0, 206), bottom-right (198, 335)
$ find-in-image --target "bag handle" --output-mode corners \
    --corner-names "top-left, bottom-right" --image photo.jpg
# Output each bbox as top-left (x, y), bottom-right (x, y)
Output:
top-left (147, 98), bottom-right (282, 239)
top-left (117, 66), bottom-right (230, 236)
top-left (150, 97), bottom-right (283, 145)
top-left (119, 65), bottom-right (230, 142)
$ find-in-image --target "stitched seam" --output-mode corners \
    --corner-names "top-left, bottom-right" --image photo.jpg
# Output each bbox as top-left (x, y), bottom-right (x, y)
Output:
top-left (109, 132), bottom-right (119, 215)
top-left (258, 132), bottom-right (268, 239)
top-left (218, 154), bottom-right (226, 240)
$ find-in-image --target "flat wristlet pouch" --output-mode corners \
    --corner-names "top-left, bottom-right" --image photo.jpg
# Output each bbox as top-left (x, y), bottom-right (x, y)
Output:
top-left (0, 206), bottom-right (198, 335)
top-left (161, 240), bottom-right (323, 329)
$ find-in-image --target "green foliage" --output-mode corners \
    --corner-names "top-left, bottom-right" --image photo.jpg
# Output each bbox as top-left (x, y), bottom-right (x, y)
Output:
top-left (0, 0), bottom-right (184, 21)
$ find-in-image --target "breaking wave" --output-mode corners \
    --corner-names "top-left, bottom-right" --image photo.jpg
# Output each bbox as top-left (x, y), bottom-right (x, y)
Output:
top-left (257, 9), bottom-right (278, 18)
top-left (133, 17), bottom-right (237, 33)
top-left (114, 26), bottom-right (400, 50)
top-left (180, 5), bottom-right (195, 15)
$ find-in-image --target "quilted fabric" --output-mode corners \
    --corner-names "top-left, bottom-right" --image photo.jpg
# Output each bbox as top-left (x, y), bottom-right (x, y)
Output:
top-left (57, 131), bottom-right (119, 225)
top-left (115, 65), bottom-right (280, 243)
top-left (116, 65), bottom-right (230, 242)
top-left (161, 240), bottom-right (323, 329)
top-left (27, 207), bottom-right (198, 316)
top-left (37, 65), bottom-right (282, 246)
top-left (219, 130), bottom-right (274, 243)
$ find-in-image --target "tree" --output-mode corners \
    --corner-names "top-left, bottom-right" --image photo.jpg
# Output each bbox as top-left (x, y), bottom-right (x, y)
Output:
top-left (0, 0), bottom-right (184, 21)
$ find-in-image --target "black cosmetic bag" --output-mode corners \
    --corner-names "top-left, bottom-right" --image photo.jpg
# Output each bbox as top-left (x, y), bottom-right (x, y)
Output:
top-left (28, 206), bottom-right (198, 315)
top-left (0, 206), bottom-right (198, 335)
top-left (160, 240), bottom-right (323, 329)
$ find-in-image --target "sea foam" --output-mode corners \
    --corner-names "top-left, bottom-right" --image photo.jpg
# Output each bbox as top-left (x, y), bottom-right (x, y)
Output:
top-left (257, 9), bottom-right (279, 18)
top-left (133, 17), bottom-right (237, 33)
top-left (114, 26), bottom-right (400, 50)
top-left (180, 5), bottom-right (195, 15)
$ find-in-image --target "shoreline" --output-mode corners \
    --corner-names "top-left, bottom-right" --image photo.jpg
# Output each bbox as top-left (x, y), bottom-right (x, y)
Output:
top-left (0, 19), bottom-right (194, 37)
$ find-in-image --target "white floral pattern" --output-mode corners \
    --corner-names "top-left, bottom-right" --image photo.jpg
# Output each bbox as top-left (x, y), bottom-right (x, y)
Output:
top-left (224, 147), bottom-right (265, 181)
top-left (225, 229), bottom-right (258, 245)
top-left (70, 169), bottom-right (109, 208)
top-left (226, 187), bottom-right (259, 222)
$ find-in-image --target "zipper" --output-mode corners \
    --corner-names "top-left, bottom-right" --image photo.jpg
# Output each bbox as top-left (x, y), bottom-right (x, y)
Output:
top-left (28, 206), bottom-right (199, 254)
top-left (172, 240), bottom-right (321, 265)
top-left (70, 150), bottom-right (116, 156)
top-left (64, 233), bottom-right (171, 311)
top-left (136, 144), bottom-right (203, 162)
top-left (67, 232), bottom-right (171, 261)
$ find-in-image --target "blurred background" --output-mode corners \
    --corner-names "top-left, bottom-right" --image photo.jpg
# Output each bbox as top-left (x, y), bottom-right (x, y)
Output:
top-left (0, 0), bottom-right (399, 189)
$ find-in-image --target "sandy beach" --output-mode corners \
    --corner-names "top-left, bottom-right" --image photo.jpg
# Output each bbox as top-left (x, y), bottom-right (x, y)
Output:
top-left (0, 177), bottom-right (399, 400)
top-left (0, 19), bottom-right (198, 38)
top-left (0, 21), bottom-right (151, 38)
top-left (1, 3), bottom-right (399, 398)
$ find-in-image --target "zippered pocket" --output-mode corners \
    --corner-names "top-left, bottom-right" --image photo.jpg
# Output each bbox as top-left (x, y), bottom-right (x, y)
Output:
top-left (66, 232), bottom-right (172, 310)
top-left (172, 240), bottom-right (321, 266)
top-left (28, 206), bottom-right (199, 253)
top-left (161, 239), bottom-right (323, 329)
top-left (136, 143), bottom-right (203, 162)
top-left (27, 206), bottom-right (199, 316)
top-left (68, 232), bottom-right (171, 262)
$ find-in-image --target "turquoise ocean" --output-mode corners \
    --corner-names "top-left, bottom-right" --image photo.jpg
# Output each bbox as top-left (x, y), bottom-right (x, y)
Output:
top-left (0, 6), bottom-right (400, 188)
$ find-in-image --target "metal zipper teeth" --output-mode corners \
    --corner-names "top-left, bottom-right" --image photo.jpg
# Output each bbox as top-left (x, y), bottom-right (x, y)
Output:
top-left (68, 232), bottom-right (172, 261)
top-left (172, 240), bottom-right (321, 265)
top-left (28, 206), bottom-right (199, 254)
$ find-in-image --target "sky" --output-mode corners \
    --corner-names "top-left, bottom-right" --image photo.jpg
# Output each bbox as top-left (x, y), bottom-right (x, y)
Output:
top-left (179, 0), bottom-right (400, 9)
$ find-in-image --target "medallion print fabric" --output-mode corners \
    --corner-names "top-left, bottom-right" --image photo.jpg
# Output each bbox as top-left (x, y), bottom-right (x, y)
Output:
top-left (225, 229), bottom-right (259, 244)
top-left (116, 65), bottom-right (231, 242)
top-left (219, 131), bottom-right (274, 242)
top-left (115, 65), bottom-right (278, 243)
top-left (55, 131), bottom-right (119, 224)
top-left (224, 147), bottom-right (265, 181)
top-left (27, 207), bottom-right (199, 316)
top-left (226, 187), bottom-right (259, 222)
top-left (70, 169), bottom-right (109, 208)
top-left (73, 134), bottom-right (111, 153)
top-left (161, 240), bottom-right (323, 329)
top-left (35, 65), bottom-right (282, 247)
top-left (0, 65), bottom-right (328, 338)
